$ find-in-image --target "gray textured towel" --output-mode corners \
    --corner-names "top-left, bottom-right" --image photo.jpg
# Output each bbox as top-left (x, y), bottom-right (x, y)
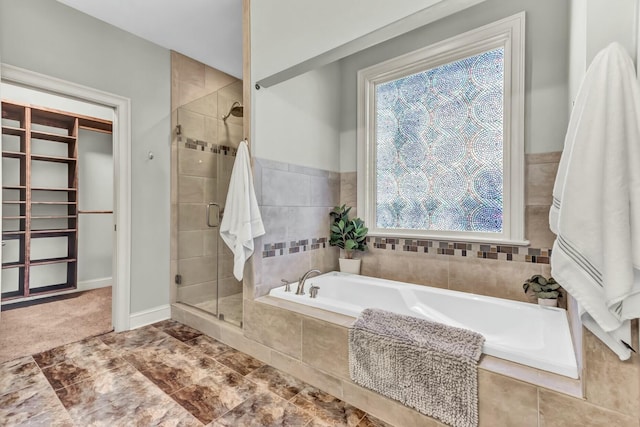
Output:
top-left (349, 308), bottom-right (485, 427)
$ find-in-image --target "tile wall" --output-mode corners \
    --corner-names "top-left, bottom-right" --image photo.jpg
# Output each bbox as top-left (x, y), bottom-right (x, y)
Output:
top-left (250, 158), bottom-right (340, 298)
top-left (170, 51), bottom-right (244, 311)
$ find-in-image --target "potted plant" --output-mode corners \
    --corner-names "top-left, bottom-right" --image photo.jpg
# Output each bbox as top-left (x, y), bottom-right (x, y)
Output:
top-left (329, 205), bottom-right (368, 274)
top-left (523, 275), bottom-right (562, 307)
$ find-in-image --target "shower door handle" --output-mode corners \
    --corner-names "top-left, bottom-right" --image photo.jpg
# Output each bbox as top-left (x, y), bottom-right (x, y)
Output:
top-left (206, 202), bottom-right (221, 228)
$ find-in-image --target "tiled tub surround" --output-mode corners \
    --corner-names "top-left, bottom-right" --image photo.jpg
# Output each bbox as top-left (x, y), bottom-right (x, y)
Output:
top-left (170, 51), bottom-right (244, 322)
top-left (251, 158), bottom-right (341, 299)
top-left (1, 320), bottom-right (390, 426)
top-left (268, 272), bottom-right (578, 378)
top-left (173, 299), bottom-right (640, 427)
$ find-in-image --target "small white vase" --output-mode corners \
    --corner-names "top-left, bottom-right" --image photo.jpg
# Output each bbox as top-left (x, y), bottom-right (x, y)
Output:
top-left (538, 298), bottom-right (558, 307)
top-left (339, 258), bottom-right (361, 274)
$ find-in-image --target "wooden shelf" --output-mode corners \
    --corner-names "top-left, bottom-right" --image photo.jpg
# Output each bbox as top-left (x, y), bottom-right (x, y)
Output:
top-left (30, 257), bottom-right (76, 267)
top-left (1, 102), bottom-right (25, 121)
top-left (29, 283), bottom-right (76, 295)
top-left (2, 230), bottom-right (25, 236)
top-left (2, 151), bottom-right (26, 159)
top-left (2, 126), bottom-right (26, 136)
top-left (31, 108), bottom-right (75, 130)
top-left (32, 215), bottom-right (77, 219)
top-left (2, 231), bottom-right (26, 240)
top-left (78, 210), bottom-right (112, 214)
top-left (31, 154), bottom-right (76, 164)
top-left (30, 229), bottom-right (77, 237)
top-left (2, 262), bottom-right (25, 269)
top-left (31, 187), bottom-right (76, 192)
top-left (2, 216), bottom-right (26, 220)
top-left (2, 185), bottom-right (26, 190)
top-left (3, 201), bottom-right (26, 204)
top-left (31, 130), bottom-right (76, 143)
top-left (32, 201), bottom-right (76, 205)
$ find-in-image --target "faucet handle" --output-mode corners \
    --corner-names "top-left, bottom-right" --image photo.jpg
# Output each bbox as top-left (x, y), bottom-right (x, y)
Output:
top-left (309, 285), bottom-right (320, 298)
top-left (281, 279), bottom-right (291, 292)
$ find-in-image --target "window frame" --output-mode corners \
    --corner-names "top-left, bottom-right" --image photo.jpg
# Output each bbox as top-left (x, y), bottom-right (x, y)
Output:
top-left (356, 12), bottom-right (527, 244)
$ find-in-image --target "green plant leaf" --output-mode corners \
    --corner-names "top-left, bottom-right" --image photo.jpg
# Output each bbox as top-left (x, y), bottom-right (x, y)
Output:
top-left (537, 291), bottom-right (560, 299)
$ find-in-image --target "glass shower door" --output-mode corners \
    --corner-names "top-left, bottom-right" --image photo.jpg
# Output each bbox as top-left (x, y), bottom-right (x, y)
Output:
top-left (175, 81), bottom-right (244, 327)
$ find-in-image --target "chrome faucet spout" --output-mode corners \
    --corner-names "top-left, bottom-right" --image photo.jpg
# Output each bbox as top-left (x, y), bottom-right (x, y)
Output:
top-left (297, 269), bottom-right (321, 295)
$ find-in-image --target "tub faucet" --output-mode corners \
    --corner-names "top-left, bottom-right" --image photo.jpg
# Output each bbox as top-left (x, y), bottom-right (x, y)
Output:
top-left (297, 269), bottom-right (321, 295)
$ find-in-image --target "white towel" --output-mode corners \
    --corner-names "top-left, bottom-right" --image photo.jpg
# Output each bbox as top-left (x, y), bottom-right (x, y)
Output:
top-left (220, 140), bottom-right (265, 281)
top-left (549, 42), bottom-right (640, 360)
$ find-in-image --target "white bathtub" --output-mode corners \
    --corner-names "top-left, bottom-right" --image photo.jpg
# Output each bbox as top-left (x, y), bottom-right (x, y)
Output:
top-left (269, 271), bottom-right (578, 378)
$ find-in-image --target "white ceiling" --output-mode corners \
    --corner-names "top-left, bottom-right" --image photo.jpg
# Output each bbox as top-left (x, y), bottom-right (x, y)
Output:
top-left (57, 0), bottom-right (243, 78)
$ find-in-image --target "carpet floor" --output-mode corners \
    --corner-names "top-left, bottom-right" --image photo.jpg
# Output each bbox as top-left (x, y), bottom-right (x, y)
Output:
top-left (0, 287), bottom-right (112, 363)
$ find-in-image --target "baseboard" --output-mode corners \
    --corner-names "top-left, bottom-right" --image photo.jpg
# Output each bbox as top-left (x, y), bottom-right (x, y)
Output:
top-left (129, 304), bottom-right (171, 330)
top-left (77, 277), bottom-right (112, 292)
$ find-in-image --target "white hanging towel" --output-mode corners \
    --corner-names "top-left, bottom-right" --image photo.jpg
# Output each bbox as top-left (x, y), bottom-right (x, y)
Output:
top-left (549, 42), bottom-right (640, 360)
top-left (220, 140), bottom-right (265, 281)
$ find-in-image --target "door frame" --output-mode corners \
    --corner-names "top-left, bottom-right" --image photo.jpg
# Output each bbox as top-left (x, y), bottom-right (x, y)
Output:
top-left (1, 63), bottom-right (132, 332)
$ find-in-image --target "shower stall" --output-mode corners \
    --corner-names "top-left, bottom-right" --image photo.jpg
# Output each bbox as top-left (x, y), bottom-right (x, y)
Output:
top-left (174, 81), bottom-right (244, 327)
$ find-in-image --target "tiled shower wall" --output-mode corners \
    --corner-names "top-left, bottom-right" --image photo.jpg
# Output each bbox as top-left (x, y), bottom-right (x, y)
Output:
top-left (170, 51), bottom-right (243, 306)
top-left (250, 158), bottom-right (340, 299)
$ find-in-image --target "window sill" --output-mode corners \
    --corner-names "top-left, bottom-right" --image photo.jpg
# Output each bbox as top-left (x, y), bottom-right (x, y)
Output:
top-left (367, 230), bottom-right (531, 247)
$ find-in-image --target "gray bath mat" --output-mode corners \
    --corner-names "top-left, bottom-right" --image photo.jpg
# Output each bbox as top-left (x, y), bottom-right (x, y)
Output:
top-left (349, 308), bottom-right (485, 427)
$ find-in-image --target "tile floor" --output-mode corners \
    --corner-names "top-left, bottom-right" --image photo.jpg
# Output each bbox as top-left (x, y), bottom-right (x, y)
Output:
top-left (0, 319), bottom-right (392, 426)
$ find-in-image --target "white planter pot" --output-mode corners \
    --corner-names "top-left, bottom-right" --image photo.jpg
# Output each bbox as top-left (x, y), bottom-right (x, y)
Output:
top-left (339, 258), bottom-right (361, 274)
top-left (538, 298), bottom-right (558, 307)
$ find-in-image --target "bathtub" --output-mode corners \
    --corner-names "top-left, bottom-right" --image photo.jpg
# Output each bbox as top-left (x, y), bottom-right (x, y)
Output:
top-left (268, 271), bottom-right (578, 379)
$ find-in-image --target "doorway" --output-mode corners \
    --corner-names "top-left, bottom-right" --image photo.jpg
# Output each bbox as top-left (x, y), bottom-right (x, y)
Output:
top-left (0, 64), bottom-right (132, 360)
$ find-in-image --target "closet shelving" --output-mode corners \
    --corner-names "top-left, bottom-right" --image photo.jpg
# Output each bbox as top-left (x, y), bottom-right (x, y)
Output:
top-left (1, 100), bottom-right (112, 301)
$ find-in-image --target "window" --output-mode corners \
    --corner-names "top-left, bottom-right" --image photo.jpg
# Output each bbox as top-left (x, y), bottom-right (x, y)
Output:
top-left (357, 13), bottom-right (526, 244)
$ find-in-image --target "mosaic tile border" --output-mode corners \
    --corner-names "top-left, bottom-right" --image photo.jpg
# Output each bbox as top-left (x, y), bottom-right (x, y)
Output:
top-left (262, 236), bottom-right (551, 264)
top-left (180, 136), bottom-right (237, 156)
top-left (369, 237), bottom-right (551, 264)
top-left (263, 238), bottom-right (328, 258)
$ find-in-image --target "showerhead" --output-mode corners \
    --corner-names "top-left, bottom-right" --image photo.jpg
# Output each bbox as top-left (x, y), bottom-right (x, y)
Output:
top-left (222, 101), bottom-right (243, 121)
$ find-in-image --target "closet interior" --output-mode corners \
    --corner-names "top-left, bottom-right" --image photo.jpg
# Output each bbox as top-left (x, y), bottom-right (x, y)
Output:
top-left (1, 100), bottom-right (113, 301)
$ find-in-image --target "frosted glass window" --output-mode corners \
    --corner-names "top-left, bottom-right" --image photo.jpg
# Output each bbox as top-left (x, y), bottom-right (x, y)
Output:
top-left (374, 48), bottom-right (504, 233)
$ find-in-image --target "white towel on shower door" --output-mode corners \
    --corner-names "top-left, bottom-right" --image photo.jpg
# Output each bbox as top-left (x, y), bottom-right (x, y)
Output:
top-left (220, 140), bottom-right (265, 281)
top-left (549, 42), bottom-right (640, 360)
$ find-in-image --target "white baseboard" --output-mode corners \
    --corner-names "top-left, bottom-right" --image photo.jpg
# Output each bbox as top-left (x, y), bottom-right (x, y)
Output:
top-left (129, 304), bottom-right (171, 330)
top-left (78, 277), bottom-right (112, 292)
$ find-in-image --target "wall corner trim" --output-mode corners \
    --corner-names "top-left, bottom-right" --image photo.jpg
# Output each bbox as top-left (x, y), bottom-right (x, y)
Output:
top-left (129, 304), bottom-right (171, 330)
